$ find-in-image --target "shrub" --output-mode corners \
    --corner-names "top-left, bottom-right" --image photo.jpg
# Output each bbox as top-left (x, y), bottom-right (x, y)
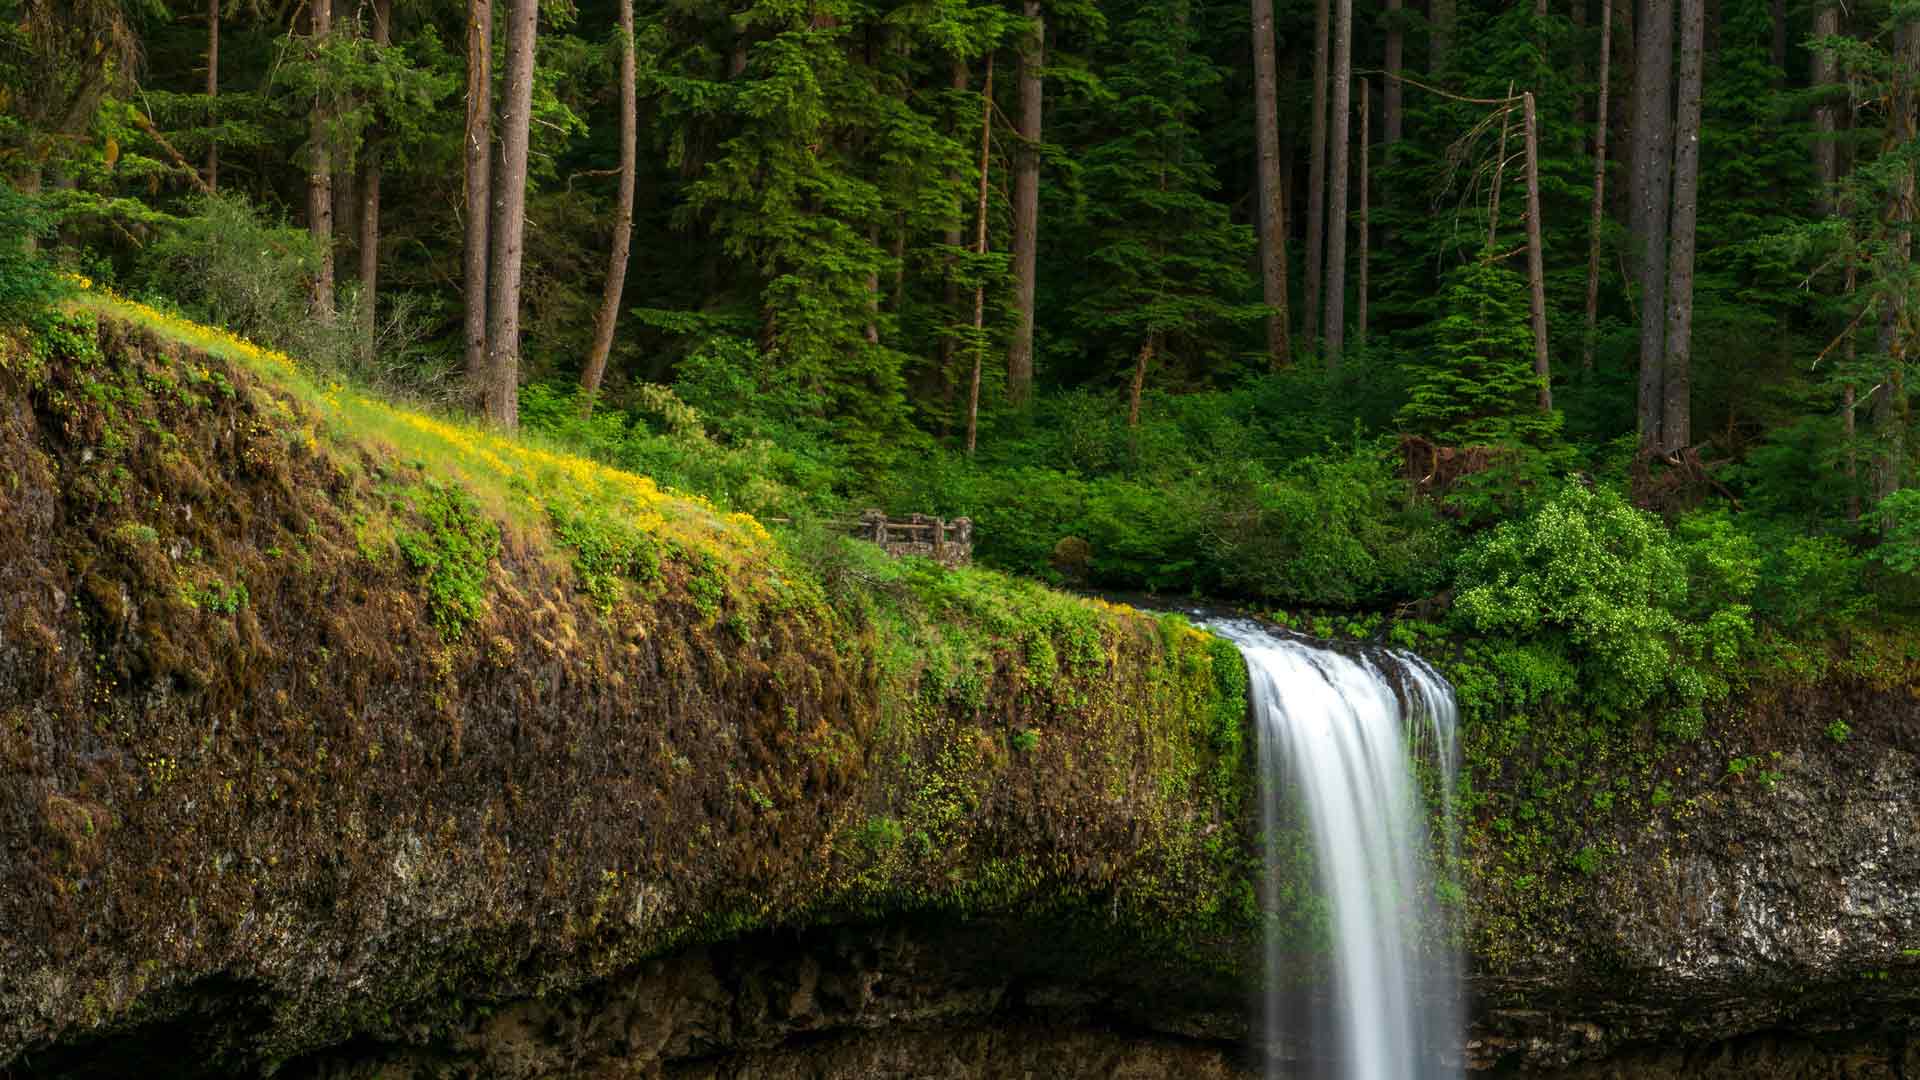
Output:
top-left (1452, 483), bottom-right (1703, 720)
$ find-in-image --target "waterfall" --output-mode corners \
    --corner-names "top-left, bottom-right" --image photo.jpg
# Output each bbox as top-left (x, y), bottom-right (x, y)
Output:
top-left (1205, 617), bottom-right (1461, 1080)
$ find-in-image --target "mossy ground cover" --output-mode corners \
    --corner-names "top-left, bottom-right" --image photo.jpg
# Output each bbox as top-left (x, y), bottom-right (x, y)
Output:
top-left (0, 295), bottom-right (1259, 1069)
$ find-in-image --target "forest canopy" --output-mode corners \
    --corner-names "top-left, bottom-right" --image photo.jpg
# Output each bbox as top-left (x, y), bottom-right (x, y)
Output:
top-left (5, 0), bottom-right (1920, 637)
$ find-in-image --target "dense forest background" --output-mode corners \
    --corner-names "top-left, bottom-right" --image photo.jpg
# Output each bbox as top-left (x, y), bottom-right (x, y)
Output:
top-left (4, 0), bottom-right (1919, 635)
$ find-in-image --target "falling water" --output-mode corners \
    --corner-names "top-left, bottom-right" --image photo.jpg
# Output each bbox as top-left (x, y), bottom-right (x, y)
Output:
top-left (1205, 617), bottom-right (1461, 1080)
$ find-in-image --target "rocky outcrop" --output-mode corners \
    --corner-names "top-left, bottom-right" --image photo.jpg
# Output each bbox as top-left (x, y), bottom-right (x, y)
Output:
top-left (8, 308), bottom-right (1920, 1077)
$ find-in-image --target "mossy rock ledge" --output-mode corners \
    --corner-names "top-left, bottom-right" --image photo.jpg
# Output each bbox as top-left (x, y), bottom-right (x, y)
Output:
top-left (5, 313), bottom-right (1920, 1077)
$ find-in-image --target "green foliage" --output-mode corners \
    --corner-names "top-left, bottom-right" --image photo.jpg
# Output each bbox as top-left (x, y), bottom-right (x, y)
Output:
top-left (0, 184), bottom-right (64, 324)
top-left (1399, 259), bottom-right (1560, 448)
top-left (1452, 484), bottom-right (1745, 723)
top-left (396, 481), bottom-right (501, 638)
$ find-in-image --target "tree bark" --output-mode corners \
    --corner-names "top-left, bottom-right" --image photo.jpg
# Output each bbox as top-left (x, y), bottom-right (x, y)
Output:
top-left (1630, 0), bottom-right (1675, 450)
top-left (941, 57), bottom-right (969, 421)
top-left (1660, 0), bottom-right (1703, 453)
top-left (1006, 0), bottom-right (1044, 407)
top-left (307, 0), bottom-right (334, 319)
top-left (1523, 91), bottom-right (1552, 412)
top-left (1489, 90), bottom-right (1513, 248)
top-left (1128, 334), bottom-right (1155, 428)
top-left (1430, 0), bottom-right (1455, 75)
top-left (1252, 0), bottom-right (1292, 367)
top-left (1323, 0), bottom-right (1353, 365)
top-left (463, 0), bottom-right (493, 399)
top-left (206, 0), bottom-right (218, 190)
top-left (966, 56), bottom-right (994, 456)
top-left (1873, 25), bottom-right (1918, 505)
top-left (484, 0), bottom-right (538, 430)
top-left (1812, 3), bottom-right (1840, 212)
top-left (356, 0), bottom-right (391, 351)
top-left (581, 0), bottom-right (637, 413)
top-left (1357, 78), bottom-right (1370, 349)
top-left (1585, 0), bottom-right (1613, 369)
top-left (1385, 0), bottom-right (1404, 144)
top-left (1304, 0), bottom-right (1331, 349)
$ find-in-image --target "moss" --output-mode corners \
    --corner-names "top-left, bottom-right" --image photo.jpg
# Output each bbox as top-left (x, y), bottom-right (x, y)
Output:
top-left (0, 299), bottom-right (1265, 1069)
top-left (395, 480), bottom-right (500, 638)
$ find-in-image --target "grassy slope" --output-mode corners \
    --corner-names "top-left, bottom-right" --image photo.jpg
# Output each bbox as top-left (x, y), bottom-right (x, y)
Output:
top-left (0, 295), bottom-right (1256, 1067)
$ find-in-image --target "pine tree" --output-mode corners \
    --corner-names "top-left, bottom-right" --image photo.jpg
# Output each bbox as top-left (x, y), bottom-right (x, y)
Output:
top-left (1399, 257), bottom-right (1561, 445)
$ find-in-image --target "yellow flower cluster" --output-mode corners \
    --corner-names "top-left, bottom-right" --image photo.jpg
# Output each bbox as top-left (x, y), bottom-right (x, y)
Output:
top-left (65, 278), bottom-right (772, 568)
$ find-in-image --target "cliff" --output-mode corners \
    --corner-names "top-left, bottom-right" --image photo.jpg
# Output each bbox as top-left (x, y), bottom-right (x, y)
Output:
top-left (4, 299), bottom-right (1920, 1078)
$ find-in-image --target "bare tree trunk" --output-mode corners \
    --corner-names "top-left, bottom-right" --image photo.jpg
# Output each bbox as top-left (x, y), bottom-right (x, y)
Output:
top-left (1252, 0), bottom-right (1292, 367)
top-left (581, 0), bottom-right (636, 413)
top-left (941, 57), bottom-right (969, 422)
top-left (967, 56), bottom-right (994, 456)
top-left (1661, 0), bottom-right (1703, 453)
top-left (1385, 0), bottom-right (1404, 144)
top-left (1006, 0), bottom-right (1044, 407)
top-left (1874, 25), bottom-right (1918, 505)
top-left (1812, 3), bottom-right (1840, 211)
top-left (1128, 334), bottom-right (1156, 428)
top-left (484, 0), bottom-right (538, 430)
top-left (1430, 0), bottom-right (1455, 75)
top-left (865, 222), bottom-right (882, 345)
top-left (1507, 93), bottom-right (1547, 414)
top-left (1585, 0), bottom-right (1613, 369)
top-left (1488, 89), bottom-right (1513, 248)
top-left (307, 0), bottom-right (335, 319)
top-left (355, 0), bottom-right (391, 352)
top-left (1304, 0), bottom-right (1331, 349)
top-left (206, 0), bottom-right (219, 190)
top-left (463, 0), bottom-right (493, 399)
top-left (1323, 0), bottom-right (1353, 365)
top-left (1358, 78), bottom-right (1370, 349)
top-left (1846, 259), bottom-right (1861, 522)
top-left (1631, 0), bottom-right (1675, 450)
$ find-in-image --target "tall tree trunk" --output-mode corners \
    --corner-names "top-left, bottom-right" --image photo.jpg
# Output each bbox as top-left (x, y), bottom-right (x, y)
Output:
top-left (865, 222), bottom-right (882, 345)
top-left (1323, 0), bottom-right (1353, 365)
top-left (1812, 3), bottom-right (1840, 211)
top-left (1252, 0), bottom-right (1292, 367)
top-left (1304, 0), bottom-right (1331, 349)
top-left (1489, 89), bottom-right (1513, 247)
top-left (1385, 0), bottom-right (1404, 144)
top-left (307, 0), bottom-right (335, 319)
top-left (966, 56), bottom-right (994, 456)
top-left (1874, 25), bottom-right (1918, 505)
top-left (463, 0), bottom-right (493, 399)
top-left (1661, 0), bottom-right (1703, 453)
top-left (1357, 78), bottom-right (1370, 349)
top-left (941, 57), bottom-right (969, 423)
top-left (484, 0), bottom-right (538, 430)
top-left (1430, 0), bottom-right (1455, 74)
top-left (1585, 0), bottom-right (1613, 369)
top-left (1127, 334), bottom-right (1156, 428)
top-left (206, 0), bottom-right (218, 190)
top-left (1523, 91), bottom-right (1552, 412)
top-left (1630, 0), bottom-right (1675, 450)
top-left (1006, 0), bottom-right (1044, 407)
top-left (356, 0), bottom-right (391, 351)
top-left (1845, 258), bottom-right (1861, 522)
top-left (581, 0), bottom-right (637, 413)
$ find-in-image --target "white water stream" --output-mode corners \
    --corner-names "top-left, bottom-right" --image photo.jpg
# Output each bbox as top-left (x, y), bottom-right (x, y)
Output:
top-left (1205, 618), bottom-right (1461, 1080)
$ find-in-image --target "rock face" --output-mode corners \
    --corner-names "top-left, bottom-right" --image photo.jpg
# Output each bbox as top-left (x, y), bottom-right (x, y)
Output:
top-left (7, 312), bottom-right (1920, 1077)
top-left (1469, 680), bottom-right (1920, 1073)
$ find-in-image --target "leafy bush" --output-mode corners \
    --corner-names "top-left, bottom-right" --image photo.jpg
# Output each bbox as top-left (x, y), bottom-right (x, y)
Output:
top-left (1208, 443), bottom-right (1454, 607)
top-left (1452, 483), bottom-right (1728, 723)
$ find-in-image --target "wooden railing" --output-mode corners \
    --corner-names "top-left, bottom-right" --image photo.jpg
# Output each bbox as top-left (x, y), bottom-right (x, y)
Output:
top-left (769, 510), bottom-right (974, 567)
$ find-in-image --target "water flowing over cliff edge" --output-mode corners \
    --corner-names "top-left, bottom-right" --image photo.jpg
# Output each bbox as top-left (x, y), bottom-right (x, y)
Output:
top-left (5, 306), bottom-right (1920, 1077)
